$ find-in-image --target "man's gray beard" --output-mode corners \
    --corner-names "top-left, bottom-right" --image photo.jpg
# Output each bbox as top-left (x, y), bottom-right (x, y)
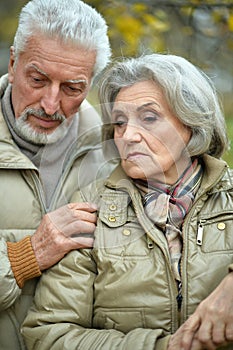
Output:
top-left (15, 109), bottom-right (69, 145)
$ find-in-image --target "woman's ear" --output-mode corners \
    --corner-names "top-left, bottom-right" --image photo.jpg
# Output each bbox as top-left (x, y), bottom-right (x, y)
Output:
top-left (8, 46), bottom-right (16, 83)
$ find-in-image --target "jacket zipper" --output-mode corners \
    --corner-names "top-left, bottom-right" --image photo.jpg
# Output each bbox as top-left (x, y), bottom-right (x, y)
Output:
top-left (196, 212), bottom-right (233, 246)
top-left (130, 190), bottom-right (180, 330)
top-left (197, 220), bottom-right (205, 246)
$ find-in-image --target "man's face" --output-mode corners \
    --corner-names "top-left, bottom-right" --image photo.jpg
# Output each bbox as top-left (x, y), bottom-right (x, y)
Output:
top-left (8, 34), bottom-right (96, 143)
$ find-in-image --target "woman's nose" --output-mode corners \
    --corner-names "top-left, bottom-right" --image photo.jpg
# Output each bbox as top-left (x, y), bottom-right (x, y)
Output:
top-left (122, 123), bottom-right (142, 143)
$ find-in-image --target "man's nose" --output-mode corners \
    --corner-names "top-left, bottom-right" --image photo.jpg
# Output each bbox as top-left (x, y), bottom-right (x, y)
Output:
top-left (40, 85), bottom-right (61, 115)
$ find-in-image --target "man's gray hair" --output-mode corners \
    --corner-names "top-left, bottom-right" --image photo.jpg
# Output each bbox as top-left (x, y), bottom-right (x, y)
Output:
top-left (13, 0), bottom-right (111, 78)
top-left (99, 53), bottom-right (229, 158)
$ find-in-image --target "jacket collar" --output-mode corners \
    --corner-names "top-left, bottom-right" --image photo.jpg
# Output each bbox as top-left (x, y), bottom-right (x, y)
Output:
top-left (200, 154), bottom-right (231, 192)
top-left (105, 155), bottom-right (231, 194)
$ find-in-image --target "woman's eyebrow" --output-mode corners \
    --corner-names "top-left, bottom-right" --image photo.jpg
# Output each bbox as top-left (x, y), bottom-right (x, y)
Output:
top-left (112, 102), bottom-right (160, 116)
top-left (137, 102), bottom-right (159, 112)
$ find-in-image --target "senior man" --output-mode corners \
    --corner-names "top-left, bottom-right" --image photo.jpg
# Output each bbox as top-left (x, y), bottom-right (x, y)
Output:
top-left (0, 0), bottom-right (112, 349)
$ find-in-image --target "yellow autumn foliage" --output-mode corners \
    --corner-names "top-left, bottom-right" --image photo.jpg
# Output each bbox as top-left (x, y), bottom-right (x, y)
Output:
top-left (228, 13), bottom-right (233, 31)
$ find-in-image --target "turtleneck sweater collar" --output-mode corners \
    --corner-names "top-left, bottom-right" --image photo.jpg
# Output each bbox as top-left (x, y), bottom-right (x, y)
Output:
top-left (1, 84), bottom-right (40, 158)
top-left (1, 83), bottom-right (79, 209)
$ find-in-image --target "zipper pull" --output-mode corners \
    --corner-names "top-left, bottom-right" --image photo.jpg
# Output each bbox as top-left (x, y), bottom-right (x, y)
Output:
top-left (197, 223), bottom-right (204, 246)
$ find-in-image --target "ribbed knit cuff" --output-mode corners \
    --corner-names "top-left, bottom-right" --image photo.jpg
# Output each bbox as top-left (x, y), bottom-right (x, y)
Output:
top-left (7, 236), bottom-right (42, 289)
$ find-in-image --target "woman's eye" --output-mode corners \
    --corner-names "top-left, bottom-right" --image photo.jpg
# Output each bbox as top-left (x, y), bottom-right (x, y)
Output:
top-left (112, 120), bottom-right (127, 127)
top-left (144, 116), bottom-right (156, 122)
top-left (142, 113), bottom-right (158, 123)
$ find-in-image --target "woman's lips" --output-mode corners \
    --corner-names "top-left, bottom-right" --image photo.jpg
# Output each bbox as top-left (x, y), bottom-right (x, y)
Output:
top-left (126, 152), bottom-right (149, 161)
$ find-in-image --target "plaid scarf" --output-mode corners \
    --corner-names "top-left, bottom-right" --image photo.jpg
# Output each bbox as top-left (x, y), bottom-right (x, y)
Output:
top-left (134, 158), bottom-right (203, 281)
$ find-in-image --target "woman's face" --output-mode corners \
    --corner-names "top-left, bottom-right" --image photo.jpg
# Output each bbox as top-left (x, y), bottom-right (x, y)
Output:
top-left (111, 80), bottom-right (192, 184)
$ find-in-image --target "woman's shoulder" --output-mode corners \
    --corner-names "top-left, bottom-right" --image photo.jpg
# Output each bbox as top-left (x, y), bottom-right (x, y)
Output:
top-left (71, 178), bottom-right (107, 203)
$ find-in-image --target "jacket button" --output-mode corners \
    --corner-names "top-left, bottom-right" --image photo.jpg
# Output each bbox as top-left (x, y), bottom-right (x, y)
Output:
top-left (217, 222), bottom-right (225, 230)
top-left (122, 229), bottom-right (131, 236)
top-left (108, 216), bottom-right (116, 222)
top-left (109, 204), bottom-right (117, 211)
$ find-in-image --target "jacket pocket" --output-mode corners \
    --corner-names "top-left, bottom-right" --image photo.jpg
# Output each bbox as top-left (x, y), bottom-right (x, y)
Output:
top-left (196, 211), bottom-right (233, 253)
top-left (94, 219), bottom-right (149, 256)
top-left (94, 191), bottom-right (149, 257)
top-left (94, 308), bottom-right (146, 332)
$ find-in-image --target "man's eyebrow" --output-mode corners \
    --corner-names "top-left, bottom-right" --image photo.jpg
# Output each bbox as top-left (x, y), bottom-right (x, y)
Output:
top-left (29, 64), bottom-right (48, 77)
top-left (66, 79), bottom-right (87, 86)
top-left (29, 64), bottom-right (87, 85)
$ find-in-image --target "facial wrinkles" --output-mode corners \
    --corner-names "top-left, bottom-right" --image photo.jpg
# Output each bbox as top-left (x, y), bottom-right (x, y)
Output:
top-left (30, 64), bottom-right (88, 88)
top-left (23, 36), bottom-right (96, 84)
top-left (10, 36), bottom-right (96, 121)
top-left (112, 81), bottom-right (192, 183)
top-left (113, 84), bottom-right (190, 150)
top-left (113, 99), bottom-right (162, 159)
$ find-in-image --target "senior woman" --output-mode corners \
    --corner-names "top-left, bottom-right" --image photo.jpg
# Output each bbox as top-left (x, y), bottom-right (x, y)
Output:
top-left (22, 54), bottom-right (233, 350)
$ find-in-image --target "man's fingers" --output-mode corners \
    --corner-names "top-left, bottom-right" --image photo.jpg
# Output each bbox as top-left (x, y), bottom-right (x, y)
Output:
top-left (196, 321), bottom-right (217, 350)
top-left (70, 209), bottom-right (97, 223)
top-left (183, 313), bottom-right (201, 334)
top-left (68, 202), bottom-right (98, 212)
top-left (225, 323), bottom-right (233, 342)
top-left (211, 321), bottom-right (226, 345)
top-left (47, 202), bottom-right (98, 236)
top-left (69, 236), bottom-right (94, 248)
top-left (67, 221), bottom-right (96, 235)
top-left (179, 314), bottom-right (201, 350)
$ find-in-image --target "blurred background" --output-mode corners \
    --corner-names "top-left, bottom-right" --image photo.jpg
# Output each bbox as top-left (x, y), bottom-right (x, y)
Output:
top-left (0, 0), bottom-right (232, 165)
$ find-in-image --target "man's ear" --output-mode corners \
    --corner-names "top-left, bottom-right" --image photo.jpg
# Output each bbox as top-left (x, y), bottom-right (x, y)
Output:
top-left (8, 46), bottom-right (16, 83)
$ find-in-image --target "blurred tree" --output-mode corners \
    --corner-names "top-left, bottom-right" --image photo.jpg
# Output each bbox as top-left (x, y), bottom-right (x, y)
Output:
top-left (1, 0), bottom-right (233, 83)
top-left (84, 1), bottom-right (233, 83)
top-left (0, 0), bottom-right (28, 43)
top-left (0, 0), bottom-right (232, 163)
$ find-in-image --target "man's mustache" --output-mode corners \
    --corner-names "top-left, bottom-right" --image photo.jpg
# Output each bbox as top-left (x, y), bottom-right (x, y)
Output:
top-left (21, 108), bottom-right (66, 122)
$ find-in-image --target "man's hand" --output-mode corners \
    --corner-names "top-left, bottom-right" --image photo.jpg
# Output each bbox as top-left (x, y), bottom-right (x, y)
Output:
top-left (167, 272), bottom-right (233, 350)
top-left (169, 333), bottom-right (204, 350)
top-left (31, 202), bottom-right (97, 271)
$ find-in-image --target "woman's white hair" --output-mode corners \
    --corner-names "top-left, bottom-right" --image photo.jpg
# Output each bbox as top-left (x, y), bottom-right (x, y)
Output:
top-left (99, 53), bottom-right (229, 158)
top-left (13, 0), bottom-right (111, 79)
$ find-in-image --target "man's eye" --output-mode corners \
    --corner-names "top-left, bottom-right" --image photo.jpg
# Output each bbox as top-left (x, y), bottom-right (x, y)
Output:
top-left (31, 76), bottom-right (44, 83)
top-left (64, 85), bottom-right (83, 95)
top-left (29, 76), bottom-right (46, 87)
top-left (68, 86), bottom-right (80, 92)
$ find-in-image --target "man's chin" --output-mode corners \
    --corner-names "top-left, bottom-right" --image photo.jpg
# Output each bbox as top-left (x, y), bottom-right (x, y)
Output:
top-left (15, 121), bottom-right (69, 145)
